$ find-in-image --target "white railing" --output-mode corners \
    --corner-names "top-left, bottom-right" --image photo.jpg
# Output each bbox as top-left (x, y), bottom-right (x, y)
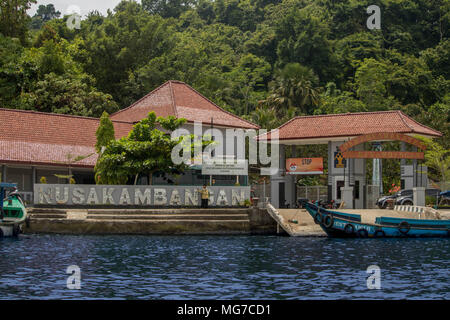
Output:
top-left (252, 182), bottom-right (271, 208)
top-left (297, 186), bottom-right (328, 202)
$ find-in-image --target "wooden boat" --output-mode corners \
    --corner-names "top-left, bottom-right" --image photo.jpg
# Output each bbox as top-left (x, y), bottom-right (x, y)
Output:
top-left (0, 183), bottom-right (27, 238)
top-left (304, 202), bottom-right (450, 238)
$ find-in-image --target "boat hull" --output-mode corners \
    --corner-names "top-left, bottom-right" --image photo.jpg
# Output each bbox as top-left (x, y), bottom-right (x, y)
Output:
top-left (0, 225), bottom-right (14, 237)
top-left (305, 203), bottom-right (449, 238)
top-left (0, 194), bottom-right (27, 238)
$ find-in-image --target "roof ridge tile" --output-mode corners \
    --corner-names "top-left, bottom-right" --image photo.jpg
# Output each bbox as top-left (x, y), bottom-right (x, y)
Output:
top-left (179, 82), bottom-right (260, 129)
top-left (110, 81), bottom-right (172, 118)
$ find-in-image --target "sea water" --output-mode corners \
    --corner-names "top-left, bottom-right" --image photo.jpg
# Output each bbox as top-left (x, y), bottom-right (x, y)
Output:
top-left (0, 235), bottom-right (448, 299)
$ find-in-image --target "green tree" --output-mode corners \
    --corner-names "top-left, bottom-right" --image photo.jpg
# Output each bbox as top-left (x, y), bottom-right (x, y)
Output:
top-left (419, 137), bottom-right (450, 190)
top-left (274, 4), bottom-right (337, 83)
top-left (95, 112), bottom-right (188, 185)
top-left (142, 0), bottom-right (196, 18)
top-left (19, 72), bottom-right (118, 117)
top-left (315, 82), bottom-right (367, 115)
top-left (35, 3), bottom-right (60, 21)
top-left (261, 63), bottom-right (321, 115)
top-left (246, 105), bottom-right (279, 129)
top-left (0, 0), bottom-right (36, 43)
top-left (31, 3), bottom-right (61, 29)
top-left (96, 112), bottom-right (116, 153)
top-left (354, 58), bottom-right (397, 111)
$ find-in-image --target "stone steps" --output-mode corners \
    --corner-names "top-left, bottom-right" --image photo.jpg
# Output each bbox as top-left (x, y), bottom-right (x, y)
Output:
top-left (23, 207), bottom-right (277, 235)
top-left (29, 213), bottom-right (66, 219)
top-left (28, 208), bottom-right (250, 223)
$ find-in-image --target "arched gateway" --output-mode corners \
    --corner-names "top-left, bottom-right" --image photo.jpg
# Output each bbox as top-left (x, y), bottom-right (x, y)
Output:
top-left (257, 111), bottom-right (442, 209)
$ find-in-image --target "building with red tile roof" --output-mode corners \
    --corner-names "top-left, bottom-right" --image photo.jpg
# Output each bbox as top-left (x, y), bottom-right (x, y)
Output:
top-left (0, 108), bottom-right (133, 168)
top-left (257, 111), bottom-right (442, 143)
top-left (0, 80), bottom-right (259, 197)
top-left (111, 80), bottom-right (259, 129)
top-left (258, 111), bottom-right (442, 210)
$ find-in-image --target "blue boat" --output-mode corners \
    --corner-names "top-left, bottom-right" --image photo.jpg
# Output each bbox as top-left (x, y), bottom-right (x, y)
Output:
top-left (304, 202), bottom-right (450, 238)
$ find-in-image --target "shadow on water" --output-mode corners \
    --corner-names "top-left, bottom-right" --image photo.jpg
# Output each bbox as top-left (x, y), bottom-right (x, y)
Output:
top-left (0, 235), bottom-right (449, 299)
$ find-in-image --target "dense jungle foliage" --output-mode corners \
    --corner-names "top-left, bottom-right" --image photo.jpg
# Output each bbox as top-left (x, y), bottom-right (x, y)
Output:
top-left (1, 0), bottom-right (449, 188)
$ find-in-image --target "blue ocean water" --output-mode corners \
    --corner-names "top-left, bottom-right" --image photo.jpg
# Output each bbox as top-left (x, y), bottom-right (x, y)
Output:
top-left (0, 235), bottom-right (448, 299)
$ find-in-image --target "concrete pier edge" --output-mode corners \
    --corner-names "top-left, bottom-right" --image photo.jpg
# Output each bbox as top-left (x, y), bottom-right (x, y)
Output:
top-left (24, 207), bottom-right (278, 235)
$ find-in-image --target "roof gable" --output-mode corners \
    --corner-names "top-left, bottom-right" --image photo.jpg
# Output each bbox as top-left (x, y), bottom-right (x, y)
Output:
top-left (258, 111), bottom-right (442, 142)
top-left (110, 80), bottom-right (260, 129)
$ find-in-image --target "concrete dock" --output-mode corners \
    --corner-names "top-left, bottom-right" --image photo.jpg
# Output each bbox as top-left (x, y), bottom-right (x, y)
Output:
top-left (23, 207), bottom-right (277, 235)
top-left (22, 205), bottom-right (449, 236)
top-left (268, 206), bottom-right (450, 237)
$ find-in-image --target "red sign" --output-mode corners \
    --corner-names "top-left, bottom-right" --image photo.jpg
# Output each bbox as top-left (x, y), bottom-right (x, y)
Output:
top-left (286, 158), bottom-right (324, 175)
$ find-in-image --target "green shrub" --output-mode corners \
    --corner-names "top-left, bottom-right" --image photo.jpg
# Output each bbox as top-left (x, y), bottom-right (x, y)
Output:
top-left (426, 196), bottom-right (436, 206)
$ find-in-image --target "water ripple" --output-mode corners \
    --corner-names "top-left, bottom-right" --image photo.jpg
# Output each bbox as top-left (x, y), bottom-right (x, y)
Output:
top-left (0, 235), bottom-right (449, 299)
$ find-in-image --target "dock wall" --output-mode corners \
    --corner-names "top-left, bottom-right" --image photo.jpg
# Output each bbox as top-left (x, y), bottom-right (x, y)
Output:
top-left (23, 207), bottom-right (277, 235)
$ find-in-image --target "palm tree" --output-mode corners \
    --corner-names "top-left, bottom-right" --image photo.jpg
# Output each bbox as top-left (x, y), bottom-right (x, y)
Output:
top-left (262, 63), bottom-right (321, 115)
top-left (246, 106), bottom-right (279, 130)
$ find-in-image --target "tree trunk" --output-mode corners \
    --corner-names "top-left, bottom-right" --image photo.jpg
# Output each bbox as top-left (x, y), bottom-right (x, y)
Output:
top-left (134, 174), bottom-right (139, 185)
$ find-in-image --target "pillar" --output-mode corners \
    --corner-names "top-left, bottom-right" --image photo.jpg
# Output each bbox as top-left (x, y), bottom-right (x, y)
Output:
top-left (400, 142), bottom-right (406, 166)
top-left (412, 146), bottom-right (418, 187)
top-left (1, 165), bottom-right (6, 183)
top-left (341, 186), bottom-right (354, 209)
top-left (327, 141), bottom-right (333, 202)
top-left (289, 145), bottom-right (297, 207)
top-left (270, 144), bottom-right (286, 208)
top-left (413, 187), bottom-right (426, 206)
top-left (31, 166), bottom-right (36, 193)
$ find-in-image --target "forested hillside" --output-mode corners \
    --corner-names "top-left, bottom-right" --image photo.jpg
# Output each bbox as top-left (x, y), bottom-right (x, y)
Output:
top-left (0, 0), bottom-right (449, 147)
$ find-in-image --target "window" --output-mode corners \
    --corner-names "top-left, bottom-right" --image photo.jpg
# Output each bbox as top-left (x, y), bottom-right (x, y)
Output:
top-left (6, 167), bottom-right (32, 191)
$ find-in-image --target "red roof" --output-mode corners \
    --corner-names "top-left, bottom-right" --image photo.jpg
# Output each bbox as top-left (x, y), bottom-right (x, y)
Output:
top-left (110, 80), bottom-right (260, 129)
top-left (257, 111), bottom-right (442, 141)
top-left (0, 109), bottom-right (133, 168)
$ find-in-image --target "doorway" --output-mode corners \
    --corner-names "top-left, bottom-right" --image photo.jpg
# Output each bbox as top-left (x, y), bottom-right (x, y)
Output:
top-left (279, 182), bottom-right (285, 208)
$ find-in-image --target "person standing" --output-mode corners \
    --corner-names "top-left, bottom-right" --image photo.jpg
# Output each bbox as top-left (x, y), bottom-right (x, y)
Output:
top-left (198, 184), bottom-right (210, 208)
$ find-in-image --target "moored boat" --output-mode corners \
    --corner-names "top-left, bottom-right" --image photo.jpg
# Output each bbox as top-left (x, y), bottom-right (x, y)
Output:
top-left (0, 183), bottom-right (27, 238)
top-left (304, 202), bottom-right (450, 238)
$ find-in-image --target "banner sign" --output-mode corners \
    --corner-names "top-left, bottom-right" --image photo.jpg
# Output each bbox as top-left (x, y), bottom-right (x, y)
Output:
top-left (34, 184), bottom-right (250, 207)
top-left (286, 158), bottom-right (323, 175)
top-left (202, 160), bottom-right (248, 176)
